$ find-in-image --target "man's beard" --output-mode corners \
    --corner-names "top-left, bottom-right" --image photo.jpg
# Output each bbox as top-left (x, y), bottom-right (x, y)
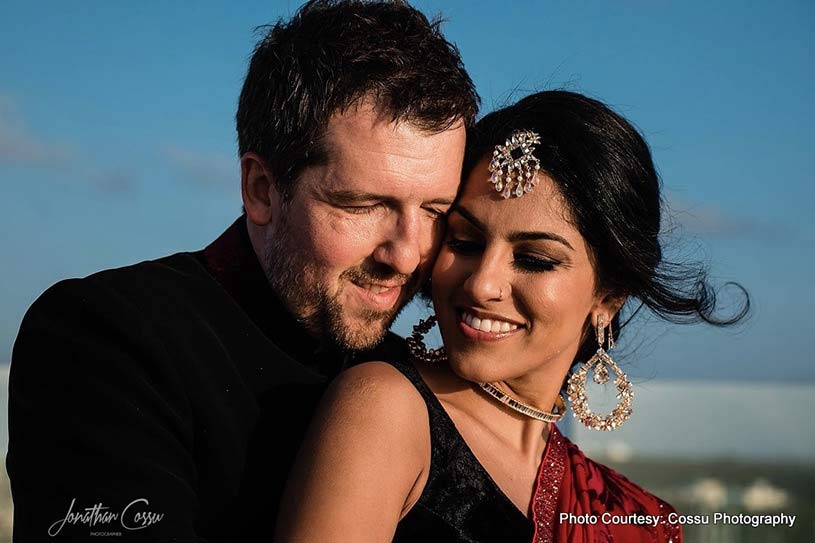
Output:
top-left (263, 218), bottom-right (419, 352)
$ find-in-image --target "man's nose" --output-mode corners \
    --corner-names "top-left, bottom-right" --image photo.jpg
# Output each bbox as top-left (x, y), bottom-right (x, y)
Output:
top-left (372, 212), bottom-right (425, 276)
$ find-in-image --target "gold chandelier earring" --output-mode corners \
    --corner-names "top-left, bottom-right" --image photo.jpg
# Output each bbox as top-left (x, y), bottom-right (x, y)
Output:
top-left (566, 315), bottom-right (633, 431)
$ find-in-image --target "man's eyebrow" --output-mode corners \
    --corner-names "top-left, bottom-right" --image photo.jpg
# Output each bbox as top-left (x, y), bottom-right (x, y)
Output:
top-left (427, 197), bottom-right (455, 206)
top-left (451, 205), bottom-right (574, 250)
top-left (324, 189), bottom-right (453, 206)
top-left (324, 189), bottom-right (393, 204)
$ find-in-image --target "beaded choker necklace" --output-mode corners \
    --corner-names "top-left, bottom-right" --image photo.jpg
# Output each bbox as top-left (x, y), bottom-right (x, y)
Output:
top-left (478, 382), bottom-right (566, 423)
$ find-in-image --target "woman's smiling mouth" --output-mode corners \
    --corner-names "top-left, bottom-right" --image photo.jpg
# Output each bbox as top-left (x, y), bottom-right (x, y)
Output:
top-left (457, 308), bottom-right (525, 341)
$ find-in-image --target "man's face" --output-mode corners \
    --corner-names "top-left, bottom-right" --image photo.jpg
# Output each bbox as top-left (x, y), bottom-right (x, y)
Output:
top-left (263, 102), bottom-right (466, 351)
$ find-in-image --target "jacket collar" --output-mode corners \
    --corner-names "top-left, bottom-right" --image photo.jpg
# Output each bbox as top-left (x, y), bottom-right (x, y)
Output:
top-left (199, 216), bottom-right (352, 377)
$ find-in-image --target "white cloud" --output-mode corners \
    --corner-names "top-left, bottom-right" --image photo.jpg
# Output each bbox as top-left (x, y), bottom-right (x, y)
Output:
top-left (0, 94), bottom-right (135, 192)
top-left (665, 197), bottom-right (784, 241)
top-left (0, 95), bottom-right (75, 169)
top-left (161, 145), bottom-right (236, 188)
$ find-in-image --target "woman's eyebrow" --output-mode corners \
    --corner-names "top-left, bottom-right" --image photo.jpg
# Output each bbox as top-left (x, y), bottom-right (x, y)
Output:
top-left (507, 231), bottom-right (573, 250)
top-left (451, 205), bottom-right (573, 250)
top-left (450, 205), bottom-right (486, 232)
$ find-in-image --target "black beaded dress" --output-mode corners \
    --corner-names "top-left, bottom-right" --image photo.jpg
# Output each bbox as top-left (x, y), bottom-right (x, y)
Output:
top-left (382, 349), bottom-right (682, 543)
top-left (387, 354), bottom-right (539, 542)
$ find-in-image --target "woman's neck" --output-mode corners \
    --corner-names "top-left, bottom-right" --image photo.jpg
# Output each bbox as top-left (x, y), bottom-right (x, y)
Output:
top-left (416, 361), bottom-right (554, 461)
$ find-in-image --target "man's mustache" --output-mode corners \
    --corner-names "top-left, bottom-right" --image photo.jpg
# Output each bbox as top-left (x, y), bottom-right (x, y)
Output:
top-left (342, 266), bottom-right (417, 290)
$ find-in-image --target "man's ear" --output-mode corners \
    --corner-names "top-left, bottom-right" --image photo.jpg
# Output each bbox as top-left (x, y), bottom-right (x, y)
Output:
top-left (241, 152), bottom-right (282, 226)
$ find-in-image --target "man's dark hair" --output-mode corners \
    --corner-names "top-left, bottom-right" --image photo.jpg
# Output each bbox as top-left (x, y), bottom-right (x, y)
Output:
top-left (237, 0), bottom-right (479, 197)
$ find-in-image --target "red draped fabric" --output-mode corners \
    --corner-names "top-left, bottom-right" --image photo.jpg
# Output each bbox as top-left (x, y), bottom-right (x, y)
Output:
top-left (532, 426), bottom-right (682, 543)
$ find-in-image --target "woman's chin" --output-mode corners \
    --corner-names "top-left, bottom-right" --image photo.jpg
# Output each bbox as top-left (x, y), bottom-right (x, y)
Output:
top-left (447, 353), bottom-right (505, 385)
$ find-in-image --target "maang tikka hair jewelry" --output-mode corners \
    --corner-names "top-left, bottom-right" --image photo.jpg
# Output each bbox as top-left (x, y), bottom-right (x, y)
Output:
top-left (566, 315), bottom-right (633, 431)
top-left (407, 315), bottom-right (565, 423)
top-left (488, 129), bottom-right (542, 199)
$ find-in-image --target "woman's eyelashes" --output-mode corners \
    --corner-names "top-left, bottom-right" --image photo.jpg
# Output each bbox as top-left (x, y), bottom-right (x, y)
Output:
top-left (512, 253), bottom-right (559, 273)
top-left (445, 238), bottom-right (482, 255)
top-left (445, 238), bottom-right (560, 272)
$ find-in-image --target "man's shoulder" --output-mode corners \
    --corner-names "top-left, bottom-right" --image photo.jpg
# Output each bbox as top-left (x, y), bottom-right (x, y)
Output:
top-left (30, 251), bottom-right (212, 317)
top-left (11, 253), bottom-right (215, 397)
top-left (85, 250), bottom-right (210, 293)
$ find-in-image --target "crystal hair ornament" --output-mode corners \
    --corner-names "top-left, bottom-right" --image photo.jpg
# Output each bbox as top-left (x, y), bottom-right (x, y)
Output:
top-left (488, 129), bottom-right (542, 199)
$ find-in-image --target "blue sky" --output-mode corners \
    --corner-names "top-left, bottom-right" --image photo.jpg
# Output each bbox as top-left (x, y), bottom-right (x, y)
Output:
top-left (1, 1), bottom-right (812, 383)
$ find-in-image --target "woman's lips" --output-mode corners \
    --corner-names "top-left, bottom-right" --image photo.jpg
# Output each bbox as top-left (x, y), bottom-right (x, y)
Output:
top-left (457, 310), bottom-right (524, 342)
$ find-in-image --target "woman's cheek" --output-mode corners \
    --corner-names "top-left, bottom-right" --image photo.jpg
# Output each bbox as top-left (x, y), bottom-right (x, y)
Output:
top-left (431, 247), bottom-right (458, 281)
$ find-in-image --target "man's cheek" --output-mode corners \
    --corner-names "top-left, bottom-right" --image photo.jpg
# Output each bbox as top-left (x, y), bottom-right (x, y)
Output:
top-left (309, 237), bottom-right (371, 276)
top-left (317, 226), bottom-right (375, 262)
top-left (312, 212), bottom-right (374, 245)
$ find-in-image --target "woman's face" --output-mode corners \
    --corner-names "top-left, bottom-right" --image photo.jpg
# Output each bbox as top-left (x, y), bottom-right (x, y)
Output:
top-left (432, 157), bottom-right (615, 386)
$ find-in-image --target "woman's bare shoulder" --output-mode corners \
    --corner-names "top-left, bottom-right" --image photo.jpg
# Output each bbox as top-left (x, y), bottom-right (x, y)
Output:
top-left (325, 360), bottom-right (428, 421)
top-left (305, 360), bottom-right (432, 478)
top-left (275, 361), bottom-right (431, 542)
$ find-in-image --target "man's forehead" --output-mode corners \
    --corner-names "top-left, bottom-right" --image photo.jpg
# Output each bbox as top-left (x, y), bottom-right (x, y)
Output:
top-left (326, 98), bottom-right (397, 133)
top-left (313, 166), bottom-right (457, 202)
top-left (322, 99), bottom-right (465, 157)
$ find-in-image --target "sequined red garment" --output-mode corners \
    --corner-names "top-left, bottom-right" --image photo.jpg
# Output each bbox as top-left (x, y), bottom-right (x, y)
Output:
top-left (531, 426), bottom-right (682, 543)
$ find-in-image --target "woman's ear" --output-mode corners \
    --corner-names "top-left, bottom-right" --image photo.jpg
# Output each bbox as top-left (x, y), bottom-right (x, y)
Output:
top-left (241, 152), bottom-right (283, 226)
top-left (591, 292), bottom-right (627, 327)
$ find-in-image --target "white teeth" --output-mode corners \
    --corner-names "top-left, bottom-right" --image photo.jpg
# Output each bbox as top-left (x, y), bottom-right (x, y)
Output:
top-left (461, 311), bottom-right (520, 333)
top-left (362, 284), bottom-right (391, 294)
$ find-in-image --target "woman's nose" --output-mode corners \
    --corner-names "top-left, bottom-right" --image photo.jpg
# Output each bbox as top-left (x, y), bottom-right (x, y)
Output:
top-left (462, 251), bottom-right (509, 303)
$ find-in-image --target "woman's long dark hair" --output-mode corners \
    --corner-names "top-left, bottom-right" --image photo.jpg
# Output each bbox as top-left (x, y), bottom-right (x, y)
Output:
top-left (463, 91), bottom-right (749, 365)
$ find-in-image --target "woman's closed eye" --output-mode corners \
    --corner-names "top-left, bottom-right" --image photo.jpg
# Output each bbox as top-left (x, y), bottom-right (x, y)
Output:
top-left (445, 238), bottom-right (482, 255)
top-left (513, 253), bottom-right (560, 273)
top-left (446, 238), bottom-right (560, 272)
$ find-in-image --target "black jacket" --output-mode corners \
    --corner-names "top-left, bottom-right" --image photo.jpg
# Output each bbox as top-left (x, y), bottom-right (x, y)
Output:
top-left (7, 217), bottom-right (404, 541)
